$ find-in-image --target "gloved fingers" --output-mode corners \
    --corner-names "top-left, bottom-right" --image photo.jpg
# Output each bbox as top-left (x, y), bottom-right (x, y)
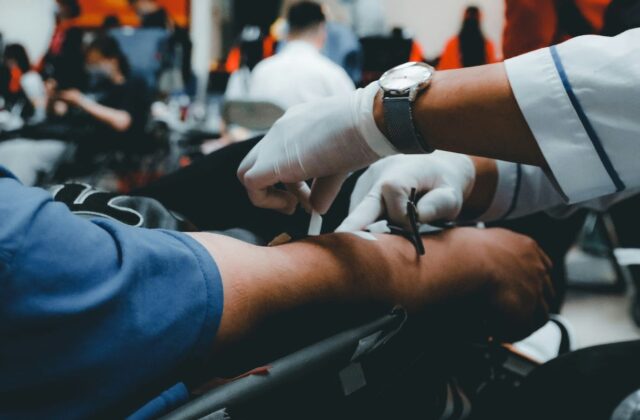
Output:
top-left (336, 191), bottom-right (384, 232)
top-left (241, 160), bottom-right (282, 193)
top-left (380, 181), bottom-right (412, 230)
top-left (347, 168), bottom-right (377, 214)
top-left (415, 187), bottom-right (463, 224)
top-left (237, 142), bottom-right (260, 183)
top-left (310, 173), bottom-right (349, 214)
top-left (285, 182), bottom-right (312, 213)
top-left (247, 186), bottom-right (298, 215)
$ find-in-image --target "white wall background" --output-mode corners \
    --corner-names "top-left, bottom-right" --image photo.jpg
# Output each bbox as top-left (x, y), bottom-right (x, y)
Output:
top-left (382, 0), bottom-right (505, 59)
top-left (0, 0), bottom-right (56, 63)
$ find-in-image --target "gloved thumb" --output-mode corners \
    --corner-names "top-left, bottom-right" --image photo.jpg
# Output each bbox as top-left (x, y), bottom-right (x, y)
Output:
top-left (310, 173), bottom-right (350, 215)
top-left (285, 182), bottom-right (312, 213)
top-left (416, 187), bottom-right (463, 224)
top-left (336, 192), bottom-right (384, 232)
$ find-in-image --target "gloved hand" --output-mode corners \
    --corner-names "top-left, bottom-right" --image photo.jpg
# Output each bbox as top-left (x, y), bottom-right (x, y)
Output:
top-left (237, 82), bottom-right (397, 215)
top-left (337, 152), bottom-right (476, 231)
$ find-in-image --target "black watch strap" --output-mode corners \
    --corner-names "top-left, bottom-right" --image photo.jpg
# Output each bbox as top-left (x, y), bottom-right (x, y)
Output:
top-left (383, 94), bottom-right (434, 154)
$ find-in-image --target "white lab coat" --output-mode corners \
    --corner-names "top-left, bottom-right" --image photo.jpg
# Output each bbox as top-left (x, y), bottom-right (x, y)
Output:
top-left (248, 40), bottom-right (355, 110)
top-left (478, 28), bottom-right (640, 222)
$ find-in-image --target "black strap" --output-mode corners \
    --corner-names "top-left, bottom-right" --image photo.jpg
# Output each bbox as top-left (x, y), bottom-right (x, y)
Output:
top-left (383, 95), bottom-right (432, 154)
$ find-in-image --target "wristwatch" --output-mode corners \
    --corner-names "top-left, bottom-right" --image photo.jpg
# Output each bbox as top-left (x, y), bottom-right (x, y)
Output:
top-left (379, 62), bottom-right (436, 154)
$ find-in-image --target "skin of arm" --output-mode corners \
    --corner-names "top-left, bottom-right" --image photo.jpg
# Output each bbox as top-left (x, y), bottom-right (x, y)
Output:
top-left (188, 227), bottom-right (553, 354)
top-left (58, 89), bottom-right (132, 132)
top-left (460, 157), bottom-right (499, 219)
top-left (373, 64), bottom-right (547, 168)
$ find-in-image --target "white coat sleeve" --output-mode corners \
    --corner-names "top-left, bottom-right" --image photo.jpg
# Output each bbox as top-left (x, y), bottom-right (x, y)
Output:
top-left (477, 160), bottom-right (640, 222)
top-left (504, 28), bottom-right (640, 205)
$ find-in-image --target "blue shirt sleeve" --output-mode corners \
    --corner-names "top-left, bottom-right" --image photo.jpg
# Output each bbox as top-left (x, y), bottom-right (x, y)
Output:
top-left (0, 168), bottom-right (224, 419)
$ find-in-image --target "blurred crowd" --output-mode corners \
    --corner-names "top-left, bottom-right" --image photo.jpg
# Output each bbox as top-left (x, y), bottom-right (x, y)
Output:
top-left (0, 0), bottom-right (634, 192)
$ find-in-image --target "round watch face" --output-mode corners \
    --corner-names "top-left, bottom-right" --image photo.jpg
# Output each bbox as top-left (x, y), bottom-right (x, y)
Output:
top-left (379, 62), bottom-right (434, 94)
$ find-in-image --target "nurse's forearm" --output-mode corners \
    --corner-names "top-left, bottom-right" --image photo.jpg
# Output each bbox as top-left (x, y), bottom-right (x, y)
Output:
top-left (374, 63), bottom-right (547, 167)
top-left (460, 157), bottom-right (499, 219)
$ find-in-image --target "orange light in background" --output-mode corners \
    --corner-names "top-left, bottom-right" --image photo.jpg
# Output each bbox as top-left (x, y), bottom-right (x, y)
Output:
top-left (74, 0), bottom-right (189, 28)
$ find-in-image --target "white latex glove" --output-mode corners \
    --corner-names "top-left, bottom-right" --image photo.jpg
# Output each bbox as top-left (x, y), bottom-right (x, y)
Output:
top-left (237, 82), bottom-right (397, 215)
top-left (336, 152), bottom-right (476, 231)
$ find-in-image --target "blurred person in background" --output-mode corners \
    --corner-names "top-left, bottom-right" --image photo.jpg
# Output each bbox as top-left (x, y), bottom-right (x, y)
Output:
top-left (279, 0), bottom-right (363, 83)
top-left (390, 27), bottom-right (426, 64)
top-left (129, 0), bottom-right (194, 93)
top-left (41, 0), bottom-right (86, 90)
top-left (99, 14), bottom-right (122, 36)
top-left (55, 36), bottom-right (151, 156)
top-left (2, 44), bottom-right (47, 122)
top-left (0, 36), bottom-right (150, 185)
top-left (224, 31), bottom-right (275, 75)
top-left (438, 6), bottom-right (498, 70)
top-left (601, 0), bottom-right (640, 35)
top-left (248, 1), bottom-right (355, 110)
top-left (129, 0), bottom-right (169, 28)
top-left (225, 26), bottom-right (269, 101)
top-left (503, 0), bottom-right (611, 59)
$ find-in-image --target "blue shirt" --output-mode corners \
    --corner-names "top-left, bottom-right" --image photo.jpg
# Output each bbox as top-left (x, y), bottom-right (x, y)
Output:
top-left (0, 168), bottom-right (224, 418)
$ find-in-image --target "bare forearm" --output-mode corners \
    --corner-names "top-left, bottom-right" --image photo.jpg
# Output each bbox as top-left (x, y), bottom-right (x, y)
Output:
top-left (374, 63), bottom-right (546, 167)
top-left (189, 226), bottom-right (552, 354)
top-left (78, 98), bottom-right (132, 132)
top-left (188, 230), bottom-right (489, 350)
top-left (188, 232), bottom-right (396, 350)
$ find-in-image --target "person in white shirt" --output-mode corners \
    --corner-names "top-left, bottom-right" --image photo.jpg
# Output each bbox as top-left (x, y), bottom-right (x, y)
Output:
top-left (235, 25), bottom-right (640, 231)
top-left (248, 1), bottom-right (355, 111)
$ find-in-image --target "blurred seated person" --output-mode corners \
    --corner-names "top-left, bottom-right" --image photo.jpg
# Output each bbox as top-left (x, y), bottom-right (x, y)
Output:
top-left (2, 44), bottom-right (47, 121)
top-left (224, 30), bottom-right (275, 74)
top-left (248, 1), bottom-right (355, 110)
top-left (0, 36), bottom-right (150, 185)
top-left (438, 6), bottom-right (498, 70)
top-left (224, 27), bottom-right (268, 100)
top-left (0, 139), bottom-right (553, 417)
top-left (99, 14), bottom-right (122, 36)
top-left (60, 35), bottom-right (150, 144)
top-left (40, 0), bottom-right (86, 90)
top-left (503, 0), bottom-right (611, 58)
top-left (129, 0), bottom-right (194, 91)
top-left (130, 0), bottom-right (170, 28)
top-left (358, 28), bottom-right (426, 86)
top-left (391, 27), bottom-right (426, 63)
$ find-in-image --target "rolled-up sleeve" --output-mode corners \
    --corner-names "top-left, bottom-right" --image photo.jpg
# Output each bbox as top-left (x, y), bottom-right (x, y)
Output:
top-left (477, 161), bottom-right (566, 222)
top-left (0, 169), bottom-right (224, 419)
top-left (478, 162), bottom-right (640, 222)
top-left (504, 28), bottom-right (640, 204)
